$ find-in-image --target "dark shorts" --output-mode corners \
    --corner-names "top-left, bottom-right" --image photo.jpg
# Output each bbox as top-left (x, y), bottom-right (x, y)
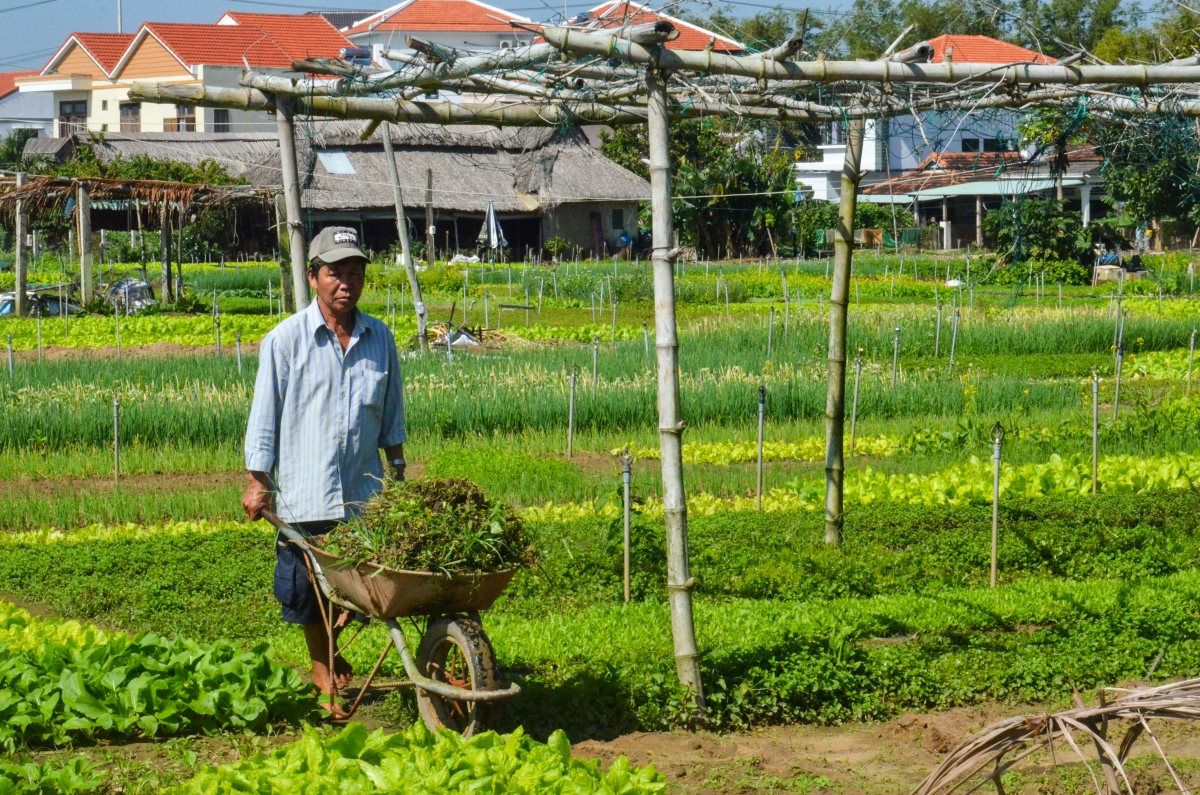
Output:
top-left (274, 520), bottom-right (339, 625)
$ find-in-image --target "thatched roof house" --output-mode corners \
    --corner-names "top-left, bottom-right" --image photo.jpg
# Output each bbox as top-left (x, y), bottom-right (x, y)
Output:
top-left (43, 123), bottom-right (650, 258)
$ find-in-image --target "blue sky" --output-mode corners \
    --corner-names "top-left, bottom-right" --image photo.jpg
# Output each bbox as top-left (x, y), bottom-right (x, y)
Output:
top-left (0, 0), bottom-right (820, 72)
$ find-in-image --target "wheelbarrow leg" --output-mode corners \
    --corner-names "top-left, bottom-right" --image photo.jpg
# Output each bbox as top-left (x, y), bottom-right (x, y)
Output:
top-left (339, 637), bottom-right (394, 720)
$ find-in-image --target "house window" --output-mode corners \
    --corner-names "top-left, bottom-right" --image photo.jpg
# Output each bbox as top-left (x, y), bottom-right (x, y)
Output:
top-left (983, 138), bottom-right (1015, 153)
top-left (58, 100), bottom-right (87, 136)
top-left (213, 109), bottom-right (230, 133)
top-left (119, 102), bottom-right (140, 133)
top-left (164, 105), bottom-right (196, 132)
top-left (611, 208), bottom-right (625, 230)
top-left (962, 138), bottom-right (981, 152)
top-left (101, 100), bottom-right (108, 111)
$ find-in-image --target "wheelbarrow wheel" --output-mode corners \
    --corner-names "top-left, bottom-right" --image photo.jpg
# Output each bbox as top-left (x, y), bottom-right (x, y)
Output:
top-left (415, 614), bottom-right (500, 736)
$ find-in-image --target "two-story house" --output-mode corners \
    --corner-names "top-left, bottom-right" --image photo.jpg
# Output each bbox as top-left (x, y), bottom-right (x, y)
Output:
top-left (16, 14), bottom-right (353, 136)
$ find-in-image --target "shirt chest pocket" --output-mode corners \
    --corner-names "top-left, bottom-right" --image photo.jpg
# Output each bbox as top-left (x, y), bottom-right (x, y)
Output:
top-left (360, 370), bottom-right (388, 410)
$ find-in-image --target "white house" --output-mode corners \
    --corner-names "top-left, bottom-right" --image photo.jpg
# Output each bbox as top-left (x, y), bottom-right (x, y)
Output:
top-left (796, 34), bottom-right (1056, 200)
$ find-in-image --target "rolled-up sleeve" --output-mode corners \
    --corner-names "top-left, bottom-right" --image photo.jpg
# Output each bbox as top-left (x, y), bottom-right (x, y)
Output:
top-left (245, 333), bottom-right (287, 472)
top-left (378, 335), bottom-right (407, 447)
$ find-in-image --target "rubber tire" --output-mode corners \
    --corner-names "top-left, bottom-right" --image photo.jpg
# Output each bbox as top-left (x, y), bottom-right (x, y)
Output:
top-left (415, 614), bottom-right (500, 736)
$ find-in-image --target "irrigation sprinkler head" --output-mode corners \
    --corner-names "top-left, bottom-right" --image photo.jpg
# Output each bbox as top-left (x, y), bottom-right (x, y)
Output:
top-left (759, 384), bottom-right (767, 403)
top-left (992, 422), bottom-right (1005, 445)
top-left (617, 446), bottom-right (634, 469)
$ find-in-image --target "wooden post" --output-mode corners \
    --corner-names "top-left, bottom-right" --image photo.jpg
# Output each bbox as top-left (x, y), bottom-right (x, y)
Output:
top-left (160, 201), bottom-right (172, 302)
top-left (275, 96), bottom-right (310, 311)
top-left (425, 168), bottom-right (435, 266)
top-left (647, 65), bottom-right (704, 714)
top-left (78, 183), bottom-right (93, 303)
top-left (14, 173), bottom-right (26, 317)
top-left (382, 123), bottom-right (429, 350)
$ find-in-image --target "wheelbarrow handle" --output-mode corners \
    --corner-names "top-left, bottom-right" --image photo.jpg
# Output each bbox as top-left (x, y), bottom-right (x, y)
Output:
top-left (260, 508), bottom-right (309, 546)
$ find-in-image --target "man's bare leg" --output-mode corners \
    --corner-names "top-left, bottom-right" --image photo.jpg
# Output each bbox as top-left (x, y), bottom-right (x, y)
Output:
top-left (303, 618), bottom-right (354, 694)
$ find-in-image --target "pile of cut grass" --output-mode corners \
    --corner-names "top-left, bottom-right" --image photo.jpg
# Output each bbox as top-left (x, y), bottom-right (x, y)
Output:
top-left (323, 478), bottom-right (535, 574)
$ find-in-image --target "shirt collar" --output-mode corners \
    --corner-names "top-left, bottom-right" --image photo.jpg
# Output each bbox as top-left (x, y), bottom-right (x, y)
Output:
top-left (306, 300), bottom-right (370, 340)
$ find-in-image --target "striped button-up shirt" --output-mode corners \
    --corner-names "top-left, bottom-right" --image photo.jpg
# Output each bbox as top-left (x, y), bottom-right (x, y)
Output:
top-left (245, 300), bottom-right (406, 523)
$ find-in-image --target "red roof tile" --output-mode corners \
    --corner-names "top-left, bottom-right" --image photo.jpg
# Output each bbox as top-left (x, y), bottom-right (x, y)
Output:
top-left (0, 70), bottom-right (37, 100)
top-left (135, 23), bottom-right (291, 68)
top-left (863, 151), bottom-right (1026, 194)
top-left (344, 0), bottom-right (529, 35)
top-left (587, 1), bottom-right (741, 51)
top-left (927, 34), bottom-right (1055, 65)
top-left (73, 33), bottom-right (137, 73)
top-left (215, 12), bottom-right (353, 60)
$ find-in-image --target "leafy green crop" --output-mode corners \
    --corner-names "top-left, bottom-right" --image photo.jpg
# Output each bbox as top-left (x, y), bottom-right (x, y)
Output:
top-left (169, 722), bottom-right (664, 795)
top-left (0, 601), bottom-right (318, 750)
top-left (325, 479), bottom-right (536, 574)
top-left (0, 758), bottom-right (101, 795)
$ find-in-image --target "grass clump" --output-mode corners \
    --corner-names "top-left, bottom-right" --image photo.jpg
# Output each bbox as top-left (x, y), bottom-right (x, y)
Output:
top-left (324, 478), bottom-right (535, 574)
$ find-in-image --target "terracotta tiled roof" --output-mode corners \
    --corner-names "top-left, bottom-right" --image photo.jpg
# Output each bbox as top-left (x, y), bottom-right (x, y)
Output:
top-left (863, 151), bottom-right (1026, 194)
top-left (134, 23), bottom-right (292, 68)
top-left (72, 33), bottom-right (137, 73)
top-left (344, 0), bottom-right (530, 35)
top-left (927, 34), bottom-right (1055, 65)
top-left (214, 12), bottom-right (353, 59)
top-left (0, 70), bottom-right (38, 100)
top-left (587, 1), bottom-right (742, 51)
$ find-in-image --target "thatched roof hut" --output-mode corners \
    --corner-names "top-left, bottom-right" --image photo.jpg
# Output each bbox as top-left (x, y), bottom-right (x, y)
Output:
top-left (33, 123), bottom-right (649, 257)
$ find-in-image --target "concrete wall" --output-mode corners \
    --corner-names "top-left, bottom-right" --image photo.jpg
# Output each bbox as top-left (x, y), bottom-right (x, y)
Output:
top-left (0, 91), bottom-right (53, 138)
top-left (542, 201), bottom-right (639, 258)
top-left (886, 110), bottom-right (1022, 172)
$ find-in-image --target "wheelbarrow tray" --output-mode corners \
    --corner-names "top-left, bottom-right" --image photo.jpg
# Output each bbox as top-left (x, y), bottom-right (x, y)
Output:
top-left (305, 545), bottom-right (516, 619)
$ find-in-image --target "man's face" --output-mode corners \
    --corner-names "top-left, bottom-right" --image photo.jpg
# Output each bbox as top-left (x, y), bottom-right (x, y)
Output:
top-left (309, 259), bottom-right (365, 314)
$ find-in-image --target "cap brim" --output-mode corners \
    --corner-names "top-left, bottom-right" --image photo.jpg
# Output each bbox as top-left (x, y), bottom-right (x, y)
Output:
top-left (314, 247), bottom-right (368, 265)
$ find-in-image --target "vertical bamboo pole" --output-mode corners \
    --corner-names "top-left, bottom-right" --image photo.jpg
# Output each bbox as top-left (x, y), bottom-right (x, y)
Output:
top-left (425, 168), bottom-right (436, 265)
top-left (78, 183), bottom-right (93, 303)
top-left (274, 96), bottom-right (310, 311)
top-left (647, 65), bottom-right (703, 711)
top-left (1091, 369), bottom-right (1099, 495)
top-left (382, 123), bottom-right (428, 351)
top-left (991, 423), bottom-right (1003, 587)
top-left (766, 306), bottom-right (774, 360)
top-left (1188, 329), bottom-right (1196, 396)
top-left (823, 116), bottom-right (866, 547)
top-left (849, 349), bottom-right (863, 456)
top-left (14, 173), bottom-right (26, 317)
top-left (756, 385), bottom-right (766, 511)
top-left (567, 366), bottom-right (577, 458)
top-left (5, 334), bottom-right (12, 379)
top-left (113, 397), bottom-right (120, 484)
top-left (160, 202), bottom-right (172, 302)
top-left (891, 327), bottom-right (901, 387)
top-left (592, 334), bottom-right (599, 397)
top-left (620, 448), bottom-right (633, 603)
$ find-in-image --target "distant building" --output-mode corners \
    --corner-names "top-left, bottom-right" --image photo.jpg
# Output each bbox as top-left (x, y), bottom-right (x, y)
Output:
top-left (796, 34), bottom-right (1057, 201)
top-left (16, 15), bottom-right (352, 137)
top-left (343, 0), bottom-right (537, 65)
top-left (58, 121), bottom-right (650, 258)
top-left (0, 71), bottom-right (53, 138)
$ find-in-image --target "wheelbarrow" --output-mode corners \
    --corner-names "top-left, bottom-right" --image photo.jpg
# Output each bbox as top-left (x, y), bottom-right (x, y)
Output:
top-left (261, 510), bottom-right (521, 736)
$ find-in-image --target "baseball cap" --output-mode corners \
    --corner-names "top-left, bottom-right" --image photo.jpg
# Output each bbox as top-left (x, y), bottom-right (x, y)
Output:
top-left (309, 226), bottom-right (368, 265)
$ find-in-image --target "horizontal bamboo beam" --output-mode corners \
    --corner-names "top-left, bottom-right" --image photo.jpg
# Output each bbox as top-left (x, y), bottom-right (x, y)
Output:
top-left (127, 80), bottom-right (840, 124)
top-left (540, 25), bottom-right (1200, 86)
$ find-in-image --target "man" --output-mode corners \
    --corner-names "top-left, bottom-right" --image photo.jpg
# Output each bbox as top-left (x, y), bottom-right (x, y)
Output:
top-left (242, 226), bottom-right (407, 700)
